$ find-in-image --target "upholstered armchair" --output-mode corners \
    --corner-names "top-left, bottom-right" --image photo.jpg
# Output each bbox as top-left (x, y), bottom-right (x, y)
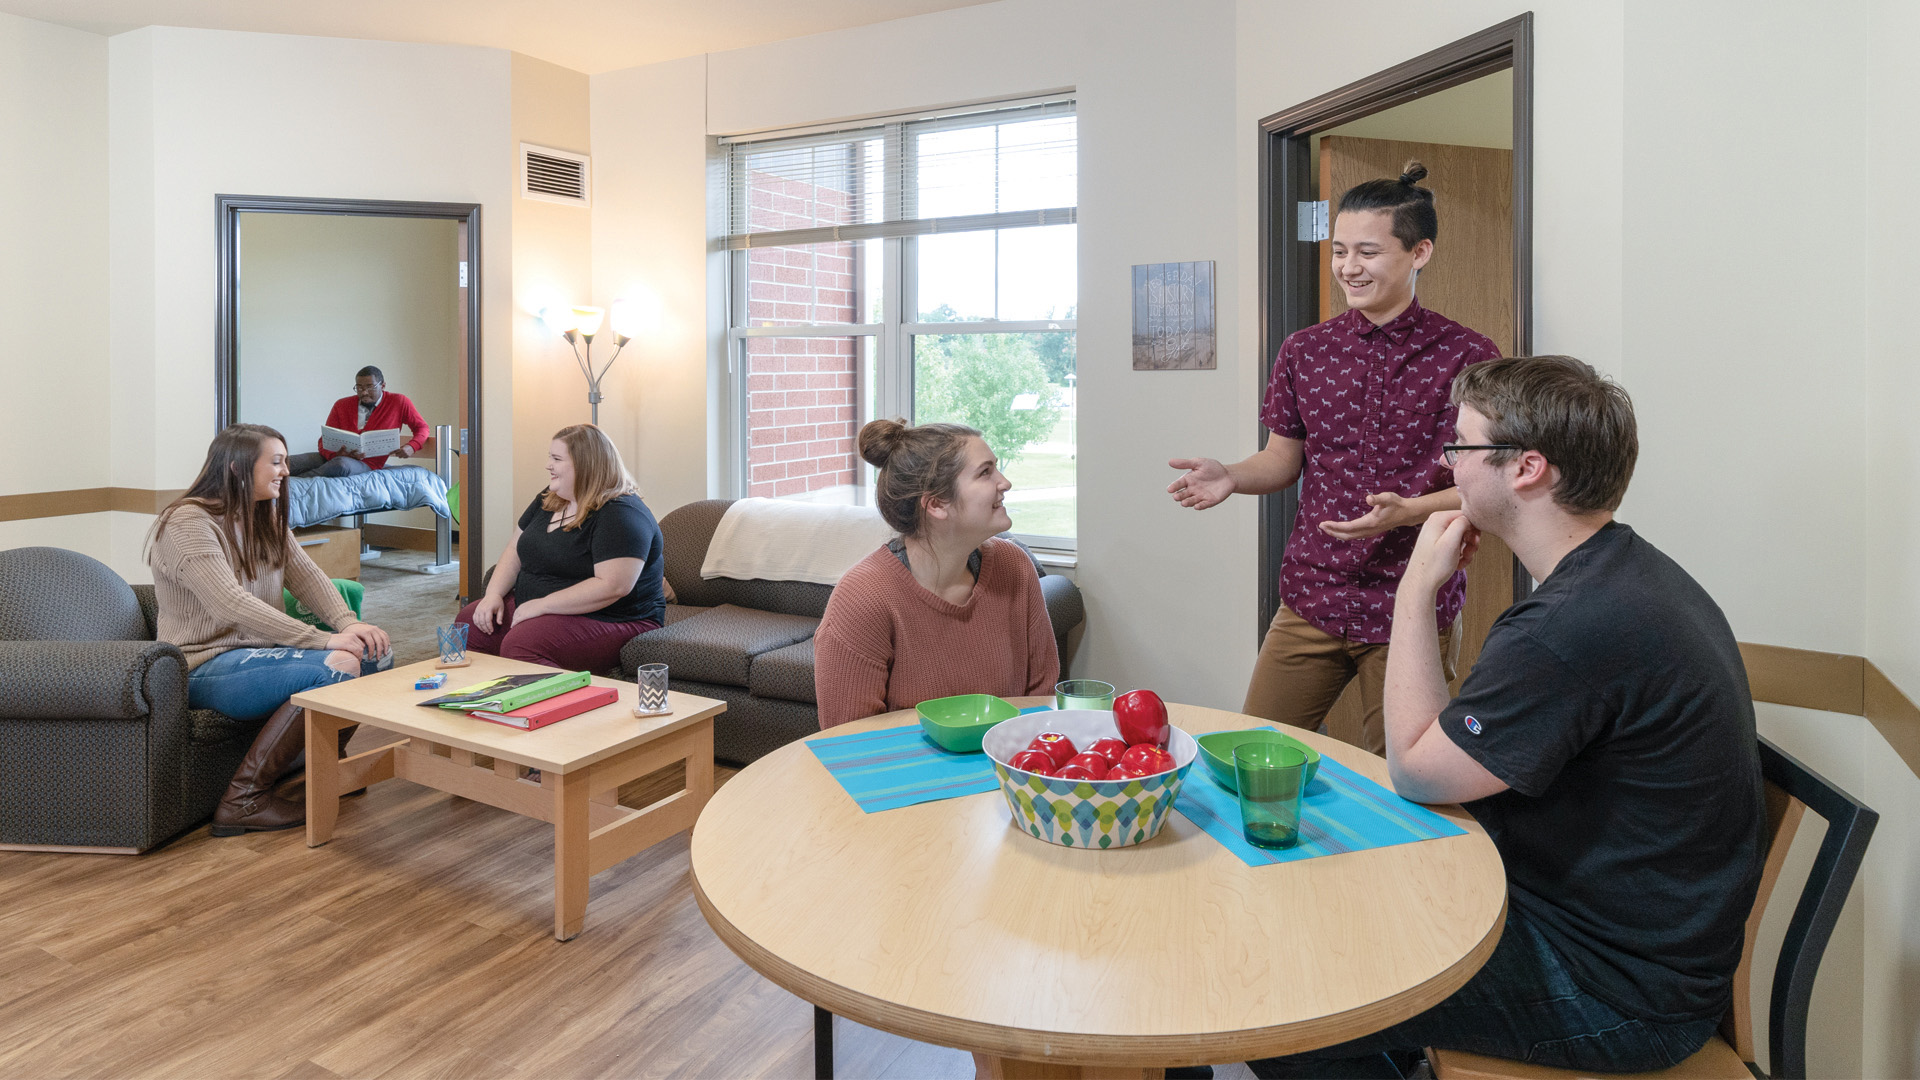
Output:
top-left (0, 547), bottom-right (254, 853)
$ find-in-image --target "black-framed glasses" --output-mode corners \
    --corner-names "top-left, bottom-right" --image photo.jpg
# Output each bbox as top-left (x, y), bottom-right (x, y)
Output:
top-left (1442, 443), bottom-right (1521, 467)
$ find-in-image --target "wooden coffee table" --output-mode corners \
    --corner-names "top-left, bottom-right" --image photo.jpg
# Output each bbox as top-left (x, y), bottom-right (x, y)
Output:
top-left (691, 699), bottom-right (1506, 1078)
top-left (291, 654), bottom-right (725, 941)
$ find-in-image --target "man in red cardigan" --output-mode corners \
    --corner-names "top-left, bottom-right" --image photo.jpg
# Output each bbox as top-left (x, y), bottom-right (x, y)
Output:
top-left (290, 366), bottom-right (430, 477)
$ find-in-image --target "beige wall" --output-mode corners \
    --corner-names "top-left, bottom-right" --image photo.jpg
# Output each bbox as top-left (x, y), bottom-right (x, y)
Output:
top-left (104, 26), bottom-right (515, 582)
top-left (1868, 0), bottom-right (1920, 707)
top-left (507, 53), bottom-right (595, 527)
top-left (236, 212), bottom-right (460, 529)
top-left (0, 13), bottom-right (107, 502)
top-left (590, 54), bottom-right (715, 515)
top-left (1324, 69), bottom-right (1513, 150)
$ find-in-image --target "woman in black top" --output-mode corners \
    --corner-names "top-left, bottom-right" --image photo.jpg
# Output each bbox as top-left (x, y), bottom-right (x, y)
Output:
top-left (455, 424), bottom-right (665, 671)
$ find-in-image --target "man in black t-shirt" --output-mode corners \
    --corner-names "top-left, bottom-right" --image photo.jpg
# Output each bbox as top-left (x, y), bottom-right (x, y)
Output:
top-left (1251, 356), bottom-right (1763, 1079)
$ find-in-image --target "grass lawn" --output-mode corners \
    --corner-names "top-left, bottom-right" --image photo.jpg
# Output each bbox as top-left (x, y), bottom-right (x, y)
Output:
top-left (1007, 496), bottom-right (1076, 539)
top-left (1003, 448), bottom-right (1076, 491)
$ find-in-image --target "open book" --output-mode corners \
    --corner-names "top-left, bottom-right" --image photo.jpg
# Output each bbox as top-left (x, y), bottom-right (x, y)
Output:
top-left (321, 425), bottom-right (407, 457)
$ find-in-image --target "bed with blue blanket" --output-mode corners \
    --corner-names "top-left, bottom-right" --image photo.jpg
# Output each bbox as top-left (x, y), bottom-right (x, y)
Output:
top-left (287, 466), bottom-right (452, 530)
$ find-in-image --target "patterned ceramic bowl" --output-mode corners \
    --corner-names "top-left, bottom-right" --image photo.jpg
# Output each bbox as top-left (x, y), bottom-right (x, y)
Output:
top-left (981, 710), bottom-right (1198, 849)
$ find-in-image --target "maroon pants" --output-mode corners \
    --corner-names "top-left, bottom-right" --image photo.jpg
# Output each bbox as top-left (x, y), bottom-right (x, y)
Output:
top-left (454, 594), bottom-right (659, 673)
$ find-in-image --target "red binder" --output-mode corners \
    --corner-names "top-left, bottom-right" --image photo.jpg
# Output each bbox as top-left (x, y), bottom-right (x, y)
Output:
top-left (470, 685), bottom-right (619, 729)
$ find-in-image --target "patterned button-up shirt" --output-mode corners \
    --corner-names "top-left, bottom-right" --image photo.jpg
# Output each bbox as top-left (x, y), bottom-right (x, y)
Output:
top-left (1260, 299), bottom-right (1500, 644)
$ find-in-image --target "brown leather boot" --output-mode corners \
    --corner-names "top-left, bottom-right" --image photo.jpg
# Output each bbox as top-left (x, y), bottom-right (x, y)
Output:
top-left (210, 701), bottom-right (309, 836)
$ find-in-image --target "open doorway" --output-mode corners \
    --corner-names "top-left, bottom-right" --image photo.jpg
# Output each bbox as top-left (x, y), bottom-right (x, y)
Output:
top-left (1257, 16), bottom-right (1532, 710)
top-left (214, 195), bottom-right (483, 664)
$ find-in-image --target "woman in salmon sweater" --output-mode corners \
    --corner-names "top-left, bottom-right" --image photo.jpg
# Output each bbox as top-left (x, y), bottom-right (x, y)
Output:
top-left (814, 419), bottom-right (1059, 728)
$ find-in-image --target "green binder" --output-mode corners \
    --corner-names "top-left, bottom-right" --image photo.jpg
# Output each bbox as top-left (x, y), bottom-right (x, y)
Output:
top-left (416, 670), bottom-right (591, 713)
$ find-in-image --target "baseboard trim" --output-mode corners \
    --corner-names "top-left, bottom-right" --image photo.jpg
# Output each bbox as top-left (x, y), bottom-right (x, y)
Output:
top-left (1741, 641), bottom-right (1920, 780)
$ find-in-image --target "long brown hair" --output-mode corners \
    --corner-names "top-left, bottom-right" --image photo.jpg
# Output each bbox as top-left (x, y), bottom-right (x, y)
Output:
top-left (151, 423), bottom-right (294, 581)
top-left (540, 424), bottom-right (638, 530)
top-left (857, 418), bottom-right (980, 538)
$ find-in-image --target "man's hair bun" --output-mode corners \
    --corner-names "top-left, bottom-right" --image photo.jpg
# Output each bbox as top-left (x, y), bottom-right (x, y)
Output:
top-left (858, 418), bottom-right (910, 468)
top-left (1399, 160), bottom-right (1429, 186)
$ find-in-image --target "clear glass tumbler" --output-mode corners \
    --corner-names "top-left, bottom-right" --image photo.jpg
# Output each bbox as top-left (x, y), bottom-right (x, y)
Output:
top-left (1054, 679), bottom-right (1117, 711)
top-left (635, 663), bottom-right (671, 716)
top-left (1234, 742), bottom-right (1307, 849)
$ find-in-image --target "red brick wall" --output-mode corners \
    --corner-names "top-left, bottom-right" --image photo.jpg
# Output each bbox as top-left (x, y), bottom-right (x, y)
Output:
top-left (744, 168), bottom-right (860, 498)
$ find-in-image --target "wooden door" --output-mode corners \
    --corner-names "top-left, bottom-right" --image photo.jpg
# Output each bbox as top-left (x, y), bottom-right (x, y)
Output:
top-left (1314, 136), bottom-right (1515, 731)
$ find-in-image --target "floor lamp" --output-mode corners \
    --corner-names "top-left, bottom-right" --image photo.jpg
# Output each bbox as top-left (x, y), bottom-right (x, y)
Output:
top-left (543, 305), bottom-right (631, 425)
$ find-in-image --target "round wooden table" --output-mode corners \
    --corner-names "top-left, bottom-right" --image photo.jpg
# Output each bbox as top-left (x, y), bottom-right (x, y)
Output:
top-left (690, 700), bottom-right (1506, 1078)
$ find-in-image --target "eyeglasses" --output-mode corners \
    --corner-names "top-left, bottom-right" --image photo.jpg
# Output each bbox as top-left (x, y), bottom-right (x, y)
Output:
top-left (1442, 443), bottom-right (1521, 467)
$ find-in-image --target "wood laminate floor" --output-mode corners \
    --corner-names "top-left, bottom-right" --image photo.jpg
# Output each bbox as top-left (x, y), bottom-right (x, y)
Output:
top-left (0, 762), bottom-right (1260, 1080)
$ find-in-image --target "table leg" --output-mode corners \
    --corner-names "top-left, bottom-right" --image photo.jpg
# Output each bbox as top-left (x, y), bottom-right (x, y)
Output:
top-left (971, 1054), bottom-right (1165, 1080)
top-left (814, 1006), bottom-right (834, 1079)
top-left (552, 769), bottom-right (590, 941)
top-left (305, 710), bottom-right (345, 847)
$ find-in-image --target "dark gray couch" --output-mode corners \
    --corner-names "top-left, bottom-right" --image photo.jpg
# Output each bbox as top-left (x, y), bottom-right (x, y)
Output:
top-left (0, 547), bottom-right (257, 852)
top-left (620, 499), bottom-right (1084, 765)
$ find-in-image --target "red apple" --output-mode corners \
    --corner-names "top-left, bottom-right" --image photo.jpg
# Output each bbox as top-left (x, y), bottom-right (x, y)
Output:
top-left (1107, 762), bottom-right (1150, 780)
top-left (1028, 732), bottom-right (1077, 768)
top-left (1065, 753), bottom-right (1112, 780)
top-left (1009, 749), bottom-right (1057, 775)
top-left (1113, 690), bottom-right (1170, 749)
top-left (1119, 744), bottom-right (1176, 776)
top-left (1087, 737), bottom-right (1130, 766)
top-left (1054, 763), bottom-right (1102, 782)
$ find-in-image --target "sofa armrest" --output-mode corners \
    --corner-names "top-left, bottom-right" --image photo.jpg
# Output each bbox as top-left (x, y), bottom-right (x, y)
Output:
top-left (0, 639), bottom-right (186, 720)
top-left (133, 583), bottom-right (160, 640)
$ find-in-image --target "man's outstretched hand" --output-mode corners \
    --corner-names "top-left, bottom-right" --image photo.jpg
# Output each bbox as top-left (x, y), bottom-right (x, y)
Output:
top-left (1400, 510), bottom-right (1481, 598)
top-left (1320, 492), bottom-right (1419, 540)
top-left (1167, 458), bottom-right (1234, 510)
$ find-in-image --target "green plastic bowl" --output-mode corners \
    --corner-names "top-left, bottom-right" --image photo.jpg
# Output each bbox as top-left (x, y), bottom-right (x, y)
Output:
top-left (916, 694), bottom-right (1020, 753)
top-left (1197, 728), bottom-right (1321, 793)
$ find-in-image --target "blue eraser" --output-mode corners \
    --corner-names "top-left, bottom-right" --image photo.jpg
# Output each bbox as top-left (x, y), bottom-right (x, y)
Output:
top-left (415, 673), bottom-right (449, 690)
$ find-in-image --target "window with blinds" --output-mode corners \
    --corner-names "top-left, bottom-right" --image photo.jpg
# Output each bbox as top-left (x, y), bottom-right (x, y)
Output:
top-left (722, 97), bottom-right (1079, 548)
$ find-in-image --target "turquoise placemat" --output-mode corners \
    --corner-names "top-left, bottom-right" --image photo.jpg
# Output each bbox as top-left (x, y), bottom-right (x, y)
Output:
top-left (807, 724), bottom-right (1000, 813)
top-left (1174, 751), bottom-right (1466, 865)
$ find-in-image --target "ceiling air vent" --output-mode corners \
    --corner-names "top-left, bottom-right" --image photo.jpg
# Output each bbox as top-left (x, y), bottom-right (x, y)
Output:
top-left (522, 143), bottom-right (590, 206)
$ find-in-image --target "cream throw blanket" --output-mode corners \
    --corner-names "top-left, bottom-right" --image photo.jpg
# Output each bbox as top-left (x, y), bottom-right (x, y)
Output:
top-left (700, 497), bottom-right (896, 585)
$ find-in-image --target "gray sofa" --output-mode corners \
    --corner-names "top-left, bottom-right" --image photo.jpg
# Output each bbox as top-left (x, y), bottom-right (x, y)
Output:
top-left (0, 547), bottom-right (257, 852)
top-left (620, 499), bottom-right (1085, 765)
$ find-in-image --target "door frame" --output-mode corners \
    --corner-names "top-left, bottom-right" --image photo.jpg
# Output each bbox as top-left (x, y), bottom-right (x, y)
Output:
top-left (213, 194), bottom-right (483, 598)
top-left (1254, 13), bottom-right (1534, 640)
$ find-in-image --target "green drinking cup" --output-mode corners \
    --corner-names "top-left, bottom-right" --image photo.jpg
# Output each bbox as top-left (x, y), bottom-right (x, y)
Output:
top-left (1234, 742), bottom-right (1308, 849)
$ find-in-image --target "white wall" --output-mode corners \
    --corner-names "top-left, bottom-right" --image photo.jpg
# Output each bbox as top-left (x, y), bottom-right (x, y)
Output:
top-left (590, 54), bottom-right (712, 514)
top-left (1867, 0), bottom-right (1920, 704)
top-left (0, 13), bottom-right (107, 502)
top-left (105, 27), bottom-right (516, 578)
top-left (236, 212), bottom-right (460, 530)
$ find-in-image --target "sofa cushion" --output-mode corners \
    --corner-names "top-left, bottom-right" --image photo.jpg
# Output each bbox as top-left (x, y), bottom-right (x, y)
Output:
top-left (748, 637), bottom-right (816, 705)
top-left (662, 603), bottom-right (712, 626)
top-left (622, 604), bottom-right (818, 687)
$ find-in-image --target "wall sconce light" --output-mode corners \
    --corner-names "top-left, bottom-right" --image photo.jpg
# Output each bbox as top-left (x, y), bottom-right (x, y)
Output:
top-left (541, 303), bottom-right (632, 425)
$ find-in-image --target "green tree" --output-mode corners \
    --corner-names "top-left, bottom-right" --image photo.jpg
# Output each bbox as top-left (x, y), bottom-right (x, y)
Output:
top-left (1034, 306), bottom-right (1077, 386)
top-left (915, 333), bottom-right (1058, 466)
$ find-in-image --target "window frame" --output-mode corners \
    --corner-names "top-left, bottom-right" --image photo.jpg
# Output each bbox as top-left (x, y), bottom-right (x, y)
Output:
top-left (722, 99), bottom-right (1078, 552)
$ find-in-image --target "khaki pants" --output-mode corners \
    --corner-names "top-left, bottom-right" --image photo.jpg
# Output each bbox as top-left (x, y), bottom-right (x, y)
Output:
top-left (1242, 606), bottom-right (1459, 755)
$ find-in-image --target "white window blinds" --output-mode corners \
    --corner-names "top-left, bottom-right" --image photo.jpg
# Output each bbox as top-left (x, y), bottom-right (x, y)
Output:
top-left (722, 98), bottom-right (1076, 250)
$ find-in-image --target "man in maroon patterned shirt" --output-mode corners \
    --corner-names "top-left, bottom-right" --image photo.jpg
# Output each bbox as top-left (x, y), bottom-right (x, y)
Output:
top-left (1169, 163), bottom-right (1499, 753)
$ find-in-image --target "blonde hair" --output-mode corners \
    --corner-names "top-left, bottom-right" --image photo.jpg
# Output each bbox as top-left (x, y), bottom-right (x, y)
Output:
top-left (541, 424), bottom-right (638, 529)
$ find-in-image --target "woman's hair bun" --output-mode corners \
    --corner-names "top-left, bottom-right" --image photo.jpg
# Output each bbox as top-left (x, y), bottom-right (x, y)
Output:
top-left (857, 418), bottom-right (910, 468)
top-left (1399, 160), bottom-right (1429, 186)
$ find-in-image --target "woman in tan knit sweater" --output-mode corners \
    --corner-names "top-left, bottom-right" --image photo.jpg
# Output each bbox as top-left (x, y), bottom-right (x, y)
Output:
top-left (813, 419), bottom-right (1058, 728)
top-left (148, 424), bottom-right (392, 836)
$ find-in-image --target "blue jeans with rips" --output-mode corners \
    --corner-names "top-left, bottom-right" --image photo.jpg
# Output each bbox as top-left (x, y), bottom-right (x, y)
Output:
top-left (1247, 905), bottom-right (1723, 1079)
top-left (187, 646), bottom-right (389, 722)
